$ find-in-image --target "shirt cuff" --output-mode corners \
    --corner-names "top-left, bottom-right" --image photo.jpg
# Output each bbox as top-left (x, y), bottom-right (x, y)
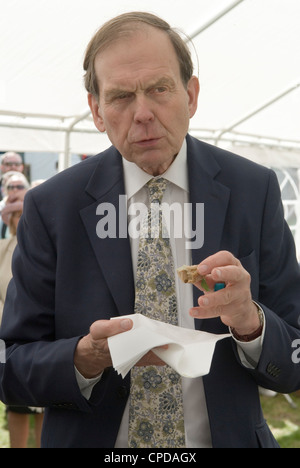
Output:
top-left (74, 366), bottom-right (103, 400)
top-left (230, 302), bottom-right (266, 369)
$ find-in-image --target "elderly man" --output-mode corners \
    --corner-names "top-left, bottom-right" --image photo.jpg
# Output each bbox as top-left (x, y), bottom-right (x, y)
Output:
top-left (0, 152), bottom-right (24, 202)
top-left (1, 12), bottom-right (300, 448)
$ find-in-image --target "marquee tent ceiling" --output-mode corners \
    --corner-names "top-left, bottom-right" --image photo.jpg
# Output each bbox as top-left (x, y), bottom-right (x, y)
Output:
top-left (0, 0), bottom-right (300, 168)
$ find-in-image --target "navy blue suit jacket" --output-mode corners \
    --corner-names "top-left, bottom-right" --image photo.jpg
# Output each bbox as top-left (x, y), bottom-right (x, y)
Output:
top-left (1, 135), bottom-right (300, 448)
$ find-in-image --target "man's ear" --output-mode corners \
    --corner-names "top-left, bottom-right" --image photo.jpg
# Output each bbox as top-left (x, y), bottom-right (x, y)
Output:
top-left (88, 93), bottom-right (106, 133)
top-left (187, 76), bottom-right (200, 119)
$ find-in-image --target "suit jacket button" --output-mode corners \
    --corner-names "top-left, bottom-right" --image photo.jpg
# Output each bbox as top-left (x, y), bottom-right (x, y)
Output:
top-left (117, 386), bottom-right (128, 399)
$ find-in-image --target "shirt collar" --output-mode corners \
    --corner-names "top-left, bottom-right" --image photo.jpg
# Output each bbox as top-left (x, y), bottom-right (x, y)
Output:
top-left (122, 138), bottom-right (188, 199)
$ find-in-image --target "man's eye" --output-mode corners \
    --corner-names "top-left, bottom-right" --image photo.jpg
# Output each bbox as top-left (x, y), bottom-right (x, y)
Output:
top-left (117, 93), bottom-right (132, 100)
top-left (154, 87), bottom-right (167, 94)
top-left (106, 93), bottom-right (132, 103)
top-left (147, 86), bottom-right (168, 97)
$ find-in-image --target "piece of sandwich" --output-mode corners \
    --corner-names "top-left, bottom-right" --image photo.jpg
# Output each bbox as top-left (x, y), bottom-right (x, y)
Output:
top-left (177, 265), bottom-right (202, 284)
top-left (177, 265), bottom-right (210, 291)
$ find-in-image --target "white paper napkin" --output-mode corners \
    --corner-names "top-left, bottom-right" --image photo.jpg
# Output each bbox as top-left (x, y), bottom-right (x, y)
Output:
top-left (108, 314), bottom-right (230, 379)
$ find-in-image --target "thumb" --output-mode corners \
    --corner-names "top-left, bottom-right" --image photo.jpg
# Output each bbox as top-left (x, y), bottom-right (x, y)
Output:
top-left (90, 318), bottom-right (133, 340)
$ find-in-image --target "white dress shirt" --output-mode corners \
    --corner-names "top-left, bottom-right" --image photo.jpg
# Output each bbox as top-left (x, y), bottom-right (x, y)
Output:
top-left (76, 138), bottom-right (264, 448)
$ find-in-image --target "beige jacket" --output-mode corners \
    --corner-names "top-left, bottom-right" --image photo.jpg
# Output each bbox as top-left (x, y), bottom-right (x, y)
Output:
top-left (0, 236), bottom-right (17, 324)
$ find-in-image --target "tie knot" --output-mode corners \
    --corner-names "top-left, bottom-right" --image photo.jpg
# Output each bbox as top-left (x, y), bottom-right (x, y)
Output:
top-left (147, 178), bottom-right (168, 204)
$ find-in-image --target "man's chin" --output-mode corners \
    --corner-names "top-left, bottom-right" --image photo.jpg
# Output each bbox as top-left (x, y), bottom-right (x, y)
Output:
top-left (134, 152), bottom-right (176, 176)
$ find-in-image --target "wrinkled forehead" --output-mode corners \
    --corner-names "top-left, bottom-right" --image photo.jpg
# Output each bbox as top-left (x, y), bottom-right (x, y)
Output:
top-left (94, 26), bottom-right (180, 86)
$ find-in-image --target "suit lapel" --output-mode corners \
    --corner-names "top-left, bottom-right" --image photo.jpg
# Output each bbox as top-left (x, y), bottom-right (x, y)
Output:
top-left (79, 137), bottom-right (230, 325)
top-left (80, 148), bottom-right (135, 317)
top-left (186, 136), bottom-right (231, 332)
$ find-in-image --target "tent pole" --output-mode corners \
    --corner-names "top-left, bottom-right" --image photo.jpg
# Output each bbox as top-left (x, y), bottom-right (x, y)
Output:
top-left (187, 0), bottom-right (245, 40)
top-left (60, 109), bottom-right (91, 171)
top-left (215, 83), bottom-right (300, 145)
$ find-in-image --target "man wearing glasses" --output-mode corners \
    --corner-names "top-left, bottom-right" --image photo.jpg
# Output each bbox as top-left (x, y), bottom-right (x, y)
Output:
top-left (0, 152), bottom-right (24, 202)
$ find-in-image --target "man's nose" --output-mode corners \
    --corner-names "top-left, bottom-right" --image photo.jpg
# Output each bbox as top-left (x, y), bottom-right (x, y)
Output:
top-left (133, 95), bottom-right (155, 124)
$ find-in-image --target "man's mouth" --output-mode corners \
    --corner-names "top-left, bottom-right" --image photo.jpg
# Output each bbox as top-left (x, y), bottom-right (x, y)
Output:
top-left (134, 137), bottom-right (161, 147)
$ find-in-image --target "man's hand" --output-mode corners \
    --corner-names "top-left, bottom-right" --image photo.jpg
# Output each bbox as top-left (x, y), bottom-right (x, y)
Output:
top-left (190, 251), bottom-right (260, 336)
top-left (74, 318), bottom-right (167, 379)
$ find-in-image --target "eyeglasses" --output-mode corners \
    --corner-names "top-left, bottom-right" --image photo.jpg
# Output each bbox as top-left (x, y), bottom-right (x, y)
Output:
top-left (6, 185), bottom-right (26, 191)
top-left (3, 162), bottom-right (23, 167)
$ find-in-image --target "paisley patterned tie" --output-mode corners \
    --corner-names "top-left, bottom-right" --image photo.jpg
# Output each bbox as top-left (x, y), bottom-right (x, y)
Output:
top-left (128, 178), bottom-right (186, 448)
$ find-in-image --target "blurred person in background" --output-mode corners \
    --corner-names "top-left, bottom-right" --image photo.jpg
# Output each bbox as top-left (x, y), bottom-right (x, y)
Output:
top-left (0, 180), bottom-right (44, 448)
top-left (0, 210), bottom-right (21, 322)
top-left (0, 173), bottom-right (29, 239)
top-left (0, 152), bottom-right (24, 202)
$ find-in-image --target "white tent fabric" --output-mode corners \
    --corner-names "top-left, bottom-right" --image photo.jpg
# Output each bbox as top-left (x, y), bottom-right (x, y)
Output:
top-left (1, 0), bottom-right (300, 256)
top-left (0, 0), bottom-right (299, 162)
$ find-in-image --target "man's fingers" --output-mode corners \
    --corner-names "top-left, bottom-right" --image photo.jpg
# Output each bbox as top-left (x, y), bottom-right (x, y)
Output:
top-left (90, 318), bottom-right (133, 340)
top-left (197, 251), bottom-right (240, 276)
top-left (210, 265), bottom-right (247, 285)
